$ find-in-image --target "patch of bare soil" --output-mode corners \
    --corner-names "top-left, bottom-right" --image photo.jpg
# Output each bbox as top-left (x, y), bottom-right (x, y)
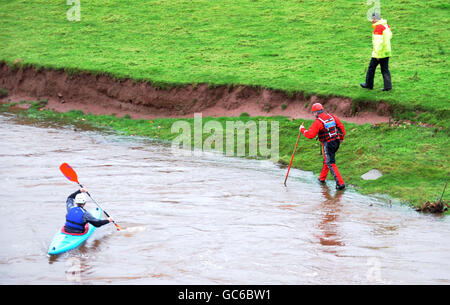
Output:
top-left (0, 63), bottom-right (392, 124)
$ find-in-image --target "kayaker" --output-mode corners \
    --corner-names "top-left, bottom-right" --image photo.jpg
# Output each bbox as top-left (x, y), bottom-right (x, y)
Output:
top-left (299, 103), bottom-right (346, 190)
top-left (64, 188), bottom-right (114, 233)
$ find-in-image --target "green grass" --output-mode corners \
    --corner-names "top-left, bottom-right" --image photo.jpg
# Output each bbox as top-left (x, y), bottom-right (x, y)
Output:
top-left (2, 101), bottom-right (448, 212)
top-left (1, 0), bottom-right (449, 117)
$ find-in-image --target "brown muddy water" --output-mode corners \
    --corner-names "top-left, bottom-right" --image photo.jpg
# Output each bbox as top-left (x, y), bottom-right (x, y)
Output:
top-left (0, 113), bottom-right (449, 284)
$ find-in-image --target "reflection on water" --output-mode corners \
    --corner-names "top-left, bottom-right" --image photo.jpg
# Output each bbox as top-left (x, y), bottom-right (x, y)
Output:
top-left (0, 113), bottom-right (449, 284)
top-left (317, 184), bottom-right (345, 249)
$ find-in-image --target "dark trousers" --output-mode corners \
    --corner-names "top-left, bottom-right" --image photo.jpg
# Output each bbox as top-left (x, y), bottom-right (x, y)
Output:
top-left (365, 57), bottom-right (392, 89)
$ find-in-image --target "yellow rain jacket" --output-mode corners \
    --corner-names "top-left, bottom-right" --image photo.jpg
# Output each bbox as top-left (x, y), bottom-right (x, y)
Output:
top-left (372, 19), bottom-right (392, 58)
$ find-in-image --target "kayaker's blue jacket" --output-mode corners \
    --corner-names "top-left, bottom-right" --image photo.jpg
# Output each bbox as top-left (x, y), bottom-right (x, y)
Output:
top-left (64, 190), bottom-right (109, 233)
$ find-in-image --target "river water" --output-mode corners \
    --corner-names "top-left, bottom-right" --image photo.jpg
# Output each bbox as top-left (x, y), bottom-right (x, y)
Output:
top-left (0, 113), bottom-right (448, 285)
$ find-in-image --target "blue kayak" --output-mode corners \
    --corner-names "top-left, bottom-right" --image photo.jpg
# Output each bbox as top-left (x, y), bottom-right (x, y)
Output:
top-left (48, 207), bottom-right (102, 255)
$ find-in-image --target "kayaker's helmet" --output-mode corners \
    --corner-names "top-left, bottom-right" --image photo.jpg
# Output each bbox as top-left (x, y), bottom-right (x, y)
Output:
top-left (74, 193), bottom-right (87, 205)
top-left (311, 103), bottom-right (324, 117)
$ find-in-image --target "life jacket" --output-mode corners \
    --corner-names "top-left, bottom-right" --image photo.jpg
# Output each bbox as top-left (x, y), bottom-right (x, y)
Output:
top-left (65, 206), bottom-right (86, 231)
top-left (317, 113), bottom-right (338, 142)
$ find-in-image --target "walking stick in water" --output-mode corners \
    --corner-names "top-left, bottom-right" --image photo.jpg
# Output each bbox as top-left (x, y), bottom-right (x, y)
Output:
top-left (59, 162), bottom-right (122, 231)
top-left (284, 130), bottom-right (302, 186)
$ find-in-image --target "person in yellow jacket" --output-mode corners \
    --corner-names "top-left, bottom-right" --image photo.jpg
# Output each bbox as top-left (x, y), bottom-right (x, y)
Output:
top-left (361, 12), bottom-right (392, 91)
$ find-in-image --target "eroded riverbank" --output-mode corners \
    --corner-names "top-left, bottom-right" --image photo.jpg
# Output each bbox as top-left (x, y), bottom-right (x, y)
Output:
top-left (0, 62), bottom-right (392, 124)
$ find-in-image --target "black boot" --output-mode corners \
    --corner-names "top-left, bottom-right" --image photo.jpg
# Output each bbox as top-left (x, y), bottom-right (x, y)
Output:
top-left (360, 83), bottom-right (373, 90)
top-left (336, 183), bottom-right (346, 190)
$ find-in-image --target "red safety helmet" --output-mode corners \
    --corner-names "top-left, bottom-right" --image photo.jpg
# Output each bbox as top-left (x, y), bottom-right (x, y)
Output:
top-left (311, 103), bottom-right (324, 113)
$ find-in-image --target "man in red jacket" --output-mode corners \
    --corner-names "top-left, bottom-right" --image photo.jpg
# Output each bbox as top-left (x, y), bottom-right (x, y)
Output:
top-left (299, 103), bottom-right (346, 190)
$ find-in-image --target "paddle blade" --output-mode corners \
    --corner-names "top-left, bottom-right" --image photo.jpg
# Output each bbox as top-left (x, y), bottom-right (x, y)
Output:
top-left (114, 223), bottom-right (123, 231)
top-left (59, 163), bottom-right (79, 184)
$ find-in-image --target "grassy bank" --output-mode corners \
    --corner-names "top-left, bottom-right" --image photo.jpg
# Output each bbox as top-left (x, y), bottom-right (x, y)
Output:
top-left (1, 101), bottom-right (448, 213)
top-left (1, 0), bottom-right (449, 122)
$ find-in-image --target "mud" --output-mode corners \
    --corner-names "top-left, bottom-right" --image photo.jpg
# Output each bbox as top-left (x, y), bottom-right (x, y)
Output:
top-left (0, 63), bottom-right (391, 124)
